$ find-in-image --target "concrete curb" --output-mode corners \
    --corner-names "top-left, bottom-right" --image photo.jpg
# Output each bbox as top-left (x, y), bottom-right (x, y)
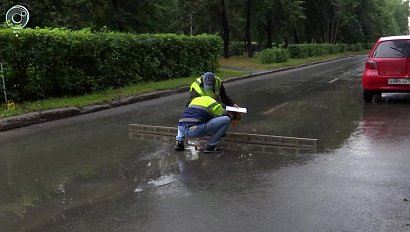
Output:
top-left (0, 55), bottom-right (361, 131)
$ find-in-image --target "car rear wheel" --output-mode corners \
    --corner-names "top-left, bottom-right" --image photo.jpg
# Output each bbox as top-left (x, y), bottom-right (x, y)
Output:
top-left (363, 91), bottom-right (382, 103)
top-left (363, 90), bottom-right (374, 103)
top-left (373, 92), bottom-right (382, 103)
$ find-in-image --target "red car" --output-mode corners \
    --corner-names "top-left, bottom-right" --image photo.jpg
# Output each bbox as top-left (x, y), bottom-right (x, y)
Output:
top-left (362, 35), bottom-right (410, 103)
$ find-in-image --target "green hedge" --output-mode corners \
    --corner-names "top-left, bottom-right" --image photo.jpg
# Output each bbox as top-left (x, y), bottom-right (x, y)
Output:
top-left (287, 43), bottom-right (371, 59)
top-left (259, 42), bottom-right (373, 64)
top-left (259, 48), bottom-right (288, 64)
top-left (0, 28), bottom-right (222, 101)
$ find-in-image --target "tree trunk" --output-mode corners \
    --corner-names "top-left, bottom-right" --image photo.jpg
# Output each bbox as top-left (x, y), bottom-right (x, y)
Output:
top-left (326, 21), bottom-right (330, 43)
top-left (320, 21), bottom-right (325, 43)
top-left (330, 21), bottom-right (334, 43)
top-left (245, 0), bottom-right (253, 57)
top-left (220, 0), bottom-right (230, 58)
top-left (333, 17), bottom-right (341, 44)
top-left (265, 11), bottom-right (273, 48)
top-left (293, 28), bottom-right (299, 44)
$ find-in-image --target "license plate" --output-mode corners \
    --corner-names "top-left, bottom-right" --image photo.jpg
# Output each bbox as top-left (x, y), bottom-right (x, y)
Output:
top-left (388, 78), bottom-right (410, 85)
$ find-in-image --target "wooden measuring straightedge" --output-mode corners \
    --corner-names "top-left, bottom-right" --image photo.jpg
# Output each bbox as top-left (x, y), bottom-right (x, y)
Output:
top-left (129, 131), bottom-right (317, 155)
top-left (129, 124), bottom-right (318, 149)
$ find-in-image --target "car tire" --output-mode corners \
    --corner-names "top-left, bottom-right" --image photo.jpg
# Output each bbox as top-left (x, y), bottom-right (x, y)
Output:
top-left (363, 90), bottom-right (374, 103)
top-left (373, 92), bottom-right (382, 103)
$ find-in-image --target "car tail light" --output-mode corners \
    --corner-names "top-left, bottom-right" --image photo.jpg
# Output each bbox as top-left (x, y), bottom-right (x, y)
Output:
top-left (365, 60), bottom-right (378, 70)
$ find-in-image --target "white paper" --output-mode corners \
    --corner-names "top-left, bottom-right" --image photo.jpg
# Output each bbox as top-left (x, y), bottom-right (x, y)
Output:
top-left (226, 106), bottom-right (247, 113)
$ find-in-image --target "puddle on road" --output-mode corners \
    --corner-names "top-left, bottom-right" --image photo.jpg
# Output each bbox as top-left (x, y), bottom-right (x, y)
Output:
top-left (134, 174), bottom-right (177, 193)
top-left (148, 174), bottom-right (177, 187)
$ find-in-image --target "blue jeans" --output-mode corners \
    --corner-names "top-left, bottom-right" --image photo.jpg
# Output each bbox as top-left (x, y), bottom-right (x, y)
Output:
top-left (176, 116), bottom-right (230, 146)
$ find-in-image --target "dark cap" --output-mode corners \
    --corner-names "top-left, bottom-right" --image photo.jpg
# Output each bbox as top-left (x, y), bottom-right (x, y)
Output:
top-left (203, 72), bottom-right (215, 91)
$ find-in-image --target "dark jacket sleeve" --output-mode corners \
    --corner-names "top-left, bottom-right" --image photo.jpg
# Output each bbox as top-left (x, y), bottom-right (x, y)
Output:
top-left (186, 90), bottom-right (200, 107)
top-left (188, 82), bottom-right (234, 107)
top-left (219, 84), bottom-right (235, 107)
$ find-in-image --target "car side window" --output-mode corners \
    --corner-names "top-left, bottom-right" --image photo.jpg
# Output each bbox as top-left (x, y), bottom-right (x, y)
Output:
top-left (373, 40), bottom-right (410, 58)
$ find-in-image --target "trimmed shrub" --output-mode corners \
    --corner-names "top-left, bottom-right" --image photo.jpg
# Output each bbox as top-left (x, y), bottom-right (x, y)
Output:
top-left (339, 44), bottom-right (349, 52)
top-left (362, 43), bottom-right (374, 50)
top-left (259, 48), bottom-right (288, 64)
top-left (353, 43), bottom-right (363, 51)
top-left (287, 43), bottom-right (367, 58)
top-left (0, 28), bottom-right (222, 101)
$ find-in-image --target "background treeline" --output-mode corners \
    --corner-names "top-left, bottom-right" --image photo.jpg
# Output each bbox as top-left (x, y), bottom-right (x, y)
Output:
top-left (0, 0), bottom-right (408, 101)
top-left (1, 0), bottom-right (408, 58)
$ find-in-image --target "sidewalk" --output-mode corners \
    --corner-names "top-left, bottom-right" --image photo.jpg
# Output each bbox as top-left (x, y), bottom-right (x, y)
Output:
top-left (0, 55), bottom-right (360, 131)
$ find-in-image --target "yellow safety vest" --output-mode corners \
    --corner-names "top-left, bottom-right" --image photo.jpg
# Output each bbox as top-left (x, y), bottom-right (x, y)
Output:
top-left (188, 96), bottom-right (224, 117)
top-left (190, 76), bottom-right (222, 101)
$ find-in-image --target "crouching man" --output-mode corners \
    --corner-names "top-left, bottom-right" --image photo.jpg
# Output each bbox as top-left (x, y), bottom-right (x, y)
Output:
top-left (175, 96), bottom-right (230, 153)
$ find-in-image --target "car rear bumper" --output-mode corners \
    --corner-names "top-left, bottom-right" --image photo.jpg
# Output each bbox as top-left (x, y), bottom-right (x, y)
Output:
top-left (363, 76), bottom-right (410, 92)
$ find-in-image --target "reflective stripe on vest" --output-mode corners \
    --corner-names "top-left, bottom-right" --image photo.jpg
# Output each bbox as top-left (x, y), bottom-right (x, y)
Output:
top-left (179, 96), bottom-right (223, 123)
top-left (178, 118), bottom-right (201, 123)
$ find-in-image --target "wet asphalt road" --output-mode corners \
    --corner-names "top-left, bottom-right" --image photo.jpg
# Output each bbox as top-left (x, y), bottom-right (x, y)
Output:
top-left (1, 55), bottom-right (410, 232)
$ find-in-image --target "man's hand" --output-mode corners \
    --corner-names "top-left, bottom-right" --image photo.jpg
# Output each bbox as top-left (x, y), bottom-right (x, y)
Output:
top-left (228, 111), bottom-right (242, 126)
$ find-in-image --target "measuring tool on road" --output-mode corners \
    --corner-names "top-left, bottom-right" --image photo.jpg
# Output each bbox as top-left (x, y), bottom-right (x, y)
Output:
top-left (129, 124), bottom-right (318, 152)
top-left (0, 62), bottom-right (15, 110)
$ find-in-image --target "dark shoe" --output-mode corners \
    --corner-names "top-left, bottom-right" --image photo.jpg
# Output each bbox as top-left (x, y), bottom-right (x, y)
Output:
top-left (174, 140), bottom-right (185, 151)
top-left (204, 144), bottom-right (223, 153)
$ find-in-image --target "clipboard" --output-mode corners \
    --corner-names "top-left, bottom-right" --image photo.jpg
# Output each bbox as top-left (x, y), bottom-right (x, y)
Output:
top-left (226, 106), bottom-right (247, 113)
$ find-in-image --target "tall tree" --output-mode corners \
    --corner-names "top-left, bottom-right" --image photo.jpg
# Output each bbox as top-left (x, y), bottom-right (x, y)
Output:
top-left (279, 0), bottom-right (305, 44)
top-left (220, 0), bottom-right (231, 58)
top-left (245, 0), bottom-right (253, 57)
top-left (2, 0), bottom-right (409, 49)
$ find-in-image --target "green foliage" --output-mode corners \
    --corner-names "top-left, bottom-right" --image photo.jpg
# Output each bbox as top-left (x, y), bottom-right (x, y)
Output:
top-left (1, 0), bottom-right (408, 47)
top-left (362, 42), bottom-right (374, 50)
top-left (348, 43), bottom-right (363, 52)
top-left (338, 44), bottom-right (349, 52)
top-left (0, 28), bottom-right (222, 101)
top-left (288, 44), bottom-right (326, 58)
top-left (224, 41), bottom-right (245, 56)
top-left (287, 43), bottom-right (367, 59)
top-left (259, 48), bottom-right (289, 64)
